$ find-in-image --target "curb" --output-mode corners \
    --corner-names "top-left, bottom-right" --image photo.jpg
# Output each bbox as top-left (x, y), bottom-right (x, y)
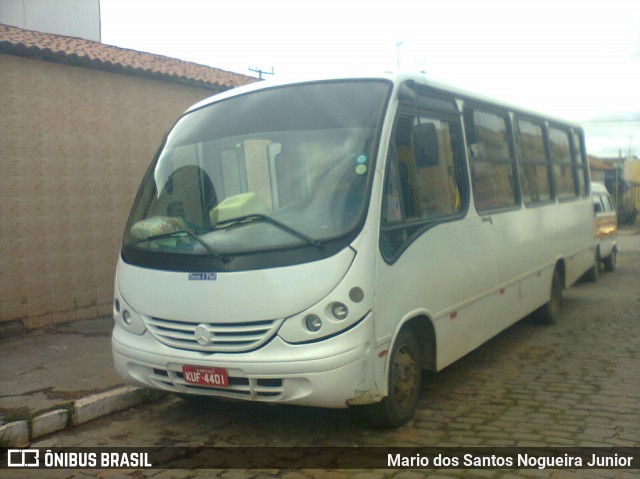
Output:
top-left (0, 386), bottom-right (167, 446)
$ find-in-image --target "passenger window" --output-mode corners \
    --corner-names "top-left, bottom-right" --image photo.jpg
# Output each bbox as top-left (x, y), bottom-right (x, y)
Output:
top-left (464, 109), bottom-right (518, 211)
top-left (593, 195), bottom-right (604, 213)
top-left (413, 118), bottom-right (463, 217)
top-left (603, 194), bottom-right (615, 213)
top-left (549, 127), bottom-right (577, 199)
top-left (572, 131), bottom-right (588, 196)
top-left (381, 110), bottom-right (467, 259)
top-left (515, 119), bottom-right (551, 205)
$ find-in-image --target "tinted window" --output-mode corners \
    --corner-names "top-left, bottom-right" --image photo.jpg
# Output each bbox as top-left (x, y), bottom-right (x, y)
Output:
top-left (381, 110), bottom-right (467, 259)
top-left (465, 109), bottom-right (518, 211)
top-left (515, 119), bottom-right (551, 205)
top-left (572, 131), bottom-right (589, 196)
top-left (549, 127), bottom-right (577, 199)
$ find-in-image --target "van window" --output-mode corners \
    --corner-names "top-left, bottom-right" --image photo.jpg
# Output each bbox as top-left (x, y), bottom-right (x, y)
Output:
top-left (593, 194), bottom-right (604, 213)
top-left (602, 193), bottom-right (615, 213)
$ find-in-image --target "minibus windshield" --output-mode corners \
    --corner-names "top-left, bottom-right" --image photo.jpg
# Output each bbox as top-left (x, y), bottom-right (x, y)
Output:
top-left (123, 80), bottom-right (390, 261)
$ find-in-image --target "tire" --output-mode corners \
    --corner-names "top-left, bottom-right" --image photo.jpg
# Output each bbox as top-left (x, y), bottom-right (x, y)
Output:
top-left (538, 268), bottom-right (563, 325)
top-left (603, 249), bottom-right (617, 272)
top-left (363, 327), bottom-right (422, 427)
top-left (585, 249), bottom-right (600, 282)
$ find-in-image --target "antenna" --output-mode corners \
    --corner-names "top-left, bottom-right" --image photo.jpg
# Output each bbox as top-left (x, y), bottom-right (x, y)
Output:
top-left (249, 67), bottom-right (275, 80)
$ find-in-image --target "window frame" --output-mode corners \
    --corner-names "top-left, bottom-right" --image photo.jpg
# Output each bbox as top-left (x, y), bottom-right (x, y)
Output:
top-left (463, 104), bottom-right (521, 213)
top-left (514, 115), bottom-right (553, 207)
top-left (380, 101), bottom-right (469, 263)
top-left (571, 129), bottom-right (590, 197)
top-left (547, 123), bottom-right (579, 201)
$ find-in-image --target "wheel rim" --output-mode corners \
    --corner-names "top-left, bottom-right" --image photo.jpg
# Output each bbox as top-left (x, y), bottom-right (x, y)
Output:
top-left (391, 343), bottom-right (418, 409)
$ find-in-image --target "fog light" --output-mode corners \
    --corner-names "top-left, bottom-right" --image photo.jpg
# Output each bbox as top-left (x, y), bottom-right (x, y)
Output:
top-left (331, 302), bottom-right (349, 320)
top-left (122, 310), bottom-right (132, 325)
top-left (305, 314), bottom-right (322, 332)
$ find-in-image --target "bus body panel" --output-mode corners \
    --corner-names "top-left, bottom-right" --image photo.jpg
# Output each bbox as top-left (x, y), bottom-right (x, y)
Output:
top-left (375, 198), bottom-right (594, 373)
top-left (116, 247), bottom-right (355, 324)
top-left (112, 310), bottom-right (382, 408)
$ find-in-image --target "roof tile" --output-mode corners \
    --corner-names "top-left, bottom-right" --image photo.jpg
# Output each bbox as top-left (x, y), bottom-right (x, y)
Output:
top-left (0, 23), bottom-right (256, 89)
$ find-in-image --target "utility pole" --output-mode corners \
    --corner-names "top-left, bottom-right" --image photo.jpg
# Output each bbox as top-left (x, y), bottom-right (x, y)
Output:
top-left (396, 41), bottom-right (404, 68)
top-left (249, 67), bottom-right (274, 80)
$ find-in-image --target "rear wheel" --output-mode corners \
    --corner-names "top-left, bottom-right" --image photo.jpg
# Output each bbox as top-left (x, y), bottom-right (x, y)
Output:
top-left (603, 249), bottom-right (617, 272)
top-left (538, 268), bottom-right (563, 325)
top-left (363, 327), bottom-right (422, 427)
top-left (585, 248), bottom-right (600, 282)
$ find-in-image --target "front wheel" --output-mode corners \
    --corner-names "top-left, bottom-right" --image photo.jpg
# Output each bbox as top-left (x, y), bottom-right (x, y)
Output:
top-left (362, 327), bottom-right (422, 427)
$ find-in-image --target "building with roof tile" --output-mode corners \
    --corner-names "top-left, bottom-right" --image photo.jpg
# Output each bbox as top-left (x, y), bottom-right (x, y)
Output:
top-left (0, 23), bottom-right (257, 333)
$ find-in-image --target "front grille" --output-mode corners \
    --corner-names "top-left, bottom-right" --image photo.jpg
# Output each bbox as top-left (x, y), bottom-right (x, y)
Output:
top-left (146, 316), bottom-right (283, 353)
top-left (149, 366), bottom-right (284, 399)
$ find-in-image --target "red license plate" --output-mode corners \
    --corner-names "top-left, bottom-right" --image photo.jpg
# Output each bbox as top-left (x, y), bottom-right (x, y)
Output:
top-left (182, 365), bottom-right (229, 387)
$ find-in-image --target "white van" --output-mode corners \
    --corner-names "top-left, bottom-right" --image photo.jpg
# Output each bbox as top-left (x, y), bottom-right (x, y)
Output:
top-left (592, 182), bottom-right (618, 273)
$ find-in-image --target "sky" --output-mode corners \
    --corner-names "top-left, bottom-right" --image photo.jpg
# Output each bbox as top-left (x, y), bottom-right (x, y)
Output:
top-left (99, 0), bottom-right (640, 158)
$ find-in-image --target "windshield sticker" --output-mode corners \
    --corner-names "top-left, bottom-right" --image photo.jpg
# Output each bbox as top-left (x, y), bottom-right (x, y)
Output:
top-left (355, 164), bottom-right (368, 175)
top-left (188, 273), bottom-right (218, 281)
top-left (356, 154), bottom-right (368, 164)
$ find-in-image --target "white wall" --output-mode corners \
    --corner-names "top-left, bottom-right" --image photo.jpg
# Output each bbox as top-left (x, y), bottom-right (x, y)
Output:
top-left (0, 0), bottom-right (100, 41)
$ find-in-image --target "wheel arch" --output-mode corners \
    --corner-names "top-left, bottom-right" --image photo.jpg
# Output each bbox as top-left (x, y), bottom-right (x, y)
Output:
top-left (394, 314), bottom-right (436, 373)
top-left (554, 257), bottom-right (567, 289)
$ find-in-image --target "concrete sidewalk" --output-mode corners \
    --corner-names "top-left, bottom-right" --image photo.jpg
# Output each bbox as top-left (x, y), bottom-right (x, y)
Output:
top-left (0, 317), bottom-right (164, 446)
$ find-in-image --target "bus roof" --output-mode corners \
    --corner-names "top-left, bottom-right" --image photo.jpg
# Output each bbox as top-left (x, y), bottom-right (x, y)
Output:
top-left (186, 71), bottom-right (583, 130)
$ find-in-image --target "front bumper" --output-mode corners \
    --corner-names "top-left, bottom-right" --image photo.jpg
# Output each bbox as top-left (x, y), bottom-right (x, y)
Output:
top-left (112, 313), bottom-right (380, 408)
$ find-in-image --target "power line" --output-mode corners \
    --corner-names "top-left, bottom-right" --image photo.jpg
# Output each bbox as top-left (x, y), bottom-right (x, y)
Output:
top-left (582, 118), bottom-right (640, 124)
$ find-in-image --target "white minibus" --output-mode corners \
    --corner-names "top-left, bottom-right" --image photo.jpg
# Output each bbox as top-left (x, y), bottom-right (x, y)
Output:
top-left (112, 73), bottom-right (595, 426)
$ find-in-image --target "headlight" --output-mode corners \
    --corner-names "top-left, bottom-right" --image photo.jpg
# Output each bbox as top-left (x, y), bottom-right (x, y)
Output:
top-left (331, 302), bottom-right (349, 320)
top-left (279, 286), bottom-right (370, 343)
top-left (113, 291), bottom-right (146, 335)
top-left (305, 314), bottom-right (322, 332)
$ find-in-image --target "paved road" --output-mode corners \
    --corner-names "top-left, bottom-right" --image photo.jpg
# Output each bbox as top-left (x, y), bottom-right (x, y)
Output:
top-left (14, 232), bottom-right (640, 478)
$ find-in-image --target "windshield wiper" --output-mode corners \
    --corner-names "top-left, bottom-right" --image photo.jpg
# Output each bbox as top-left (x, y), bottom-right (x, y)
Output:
top-left (132, 230), bottom-right (226, 260)
top-left (215, 214), bottom-right (323, 249)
